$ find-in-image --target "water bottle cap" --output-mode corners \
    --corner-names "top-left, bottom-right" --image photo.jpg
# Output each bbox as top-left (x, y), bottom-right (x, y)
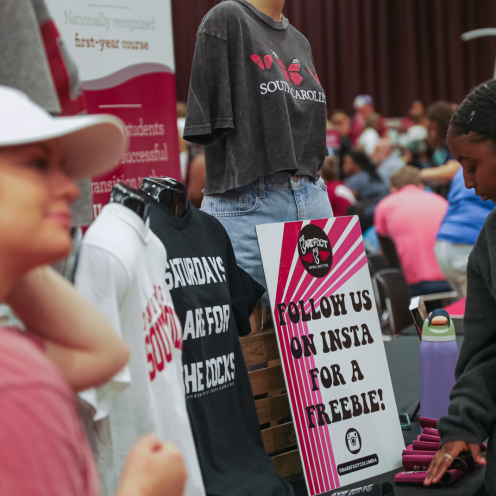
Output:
top-left (422, 309), bottom-right (456, 341)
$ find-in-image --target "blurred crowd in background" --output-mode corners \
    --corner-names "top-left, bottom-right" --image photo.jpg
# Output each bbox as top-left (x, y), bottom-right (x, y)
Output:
top-left (177, 94), bottom-right (495, 302)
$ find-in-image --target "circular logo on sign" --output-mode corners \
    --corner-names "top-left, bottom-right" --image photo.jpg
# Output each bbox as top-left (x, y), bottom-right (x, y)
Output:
top-left (345, 428), bottom-right (362, 455)
top-left (297, 224), bottom-right (333, 278)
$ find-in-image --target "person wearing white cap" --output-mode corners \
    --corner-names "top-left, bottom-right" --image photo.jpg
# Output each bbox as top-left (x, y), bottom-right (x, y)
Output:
top-left (0, 86), bottom-right (187, 496)
top-left (350, 94), bottom-right (387, 146)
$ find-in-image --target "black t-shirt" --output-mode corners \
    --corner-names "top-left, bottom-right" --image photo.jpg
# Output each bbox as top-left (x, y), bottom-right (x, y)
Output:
top-left (184, 0), bottom-right (327, 195)
top-left (147, 200), bottom-right (294, 496)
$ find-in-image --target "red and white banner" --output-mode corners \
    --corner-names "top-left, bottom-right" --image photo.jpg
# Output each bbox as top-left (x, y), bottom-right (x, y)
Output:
top-left (46, 0), bottom-right (181, 217)
top-left (256, 216), bottom-right (404, 495)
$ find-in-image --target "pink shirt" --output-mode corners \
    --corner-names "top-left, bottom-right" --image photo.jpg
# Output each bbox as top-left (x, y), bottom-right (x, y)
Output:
top-left (374, 185), bottom-right (449, 285)
top-left (0, 327), bottom-right (99, 496)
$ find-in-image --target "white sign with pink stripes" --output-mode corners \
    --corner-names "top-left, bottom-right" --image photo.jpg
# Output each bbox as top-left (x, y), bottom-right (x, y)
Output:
top-left (256, 216), bottom-right (404, 495)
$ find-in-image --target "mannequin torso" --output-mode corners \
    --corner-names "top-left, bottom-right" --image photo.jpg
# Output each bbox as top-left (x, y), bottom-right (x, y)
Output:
top-left (140, 177), bottom-right (189, 219)
top-left (110, 183), bottom-right (150, 222)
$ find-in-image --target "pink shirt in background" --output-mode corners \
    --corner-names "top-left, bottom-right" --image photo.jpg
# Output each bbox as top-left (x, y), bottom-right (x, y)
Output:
top-left (0, 327), bottom-right (99, 496)
top-left (374, 185), bottom-right (449, 285)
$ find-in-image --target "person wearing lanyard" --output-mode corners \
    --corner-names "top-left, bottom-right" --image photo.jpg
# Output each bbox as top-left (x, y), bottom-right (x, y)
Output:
top-left (183, 0), bottom-right (332, 311)
top-left (424, 80), bottom-right (496, 493)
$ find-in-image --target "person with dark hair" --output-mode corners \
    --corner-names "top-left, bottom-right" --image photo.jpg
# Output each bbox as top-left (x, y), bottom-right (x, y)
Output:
top-left (424, 80), bottom-right (496, 492)
top-left (420, 101), bottom-right (458, 199)
top-left (330, 111), bottom-right (352, 178)
top-left (421, 99), bottom-right (495, 298)
top-left (344, 150), bottom-right (383, 184)
top-left (400, 100), bottom-right (428, 132)
top-left (426, 101), bottom-right (457, 167)
top-left (344, 150), bottom-right (389, 230)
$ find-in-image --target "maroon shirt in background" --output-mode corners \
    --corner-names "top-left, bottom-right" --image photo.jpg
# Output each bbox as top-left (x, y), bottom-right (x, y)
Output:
top-left (326, 180), bottom-right (354, 217)
top-left (0, 327), bottom-right (99, 496)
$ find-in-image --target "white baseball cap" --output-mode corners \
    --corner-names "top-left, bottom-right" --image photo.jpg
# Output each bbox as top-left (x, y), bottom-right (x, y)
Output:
top-left (399, 124), bottom-right (428, 147)
top-left (353, 94), bottom-right (374, 110)
top-left (0, 86), bottom-right (127, 179)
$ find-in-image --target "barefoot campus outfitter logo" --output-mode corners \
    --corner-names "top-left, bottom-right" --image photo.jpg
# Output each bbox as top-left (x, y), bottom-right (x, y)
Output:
top-left (297, 224), bottom-right (332, 278)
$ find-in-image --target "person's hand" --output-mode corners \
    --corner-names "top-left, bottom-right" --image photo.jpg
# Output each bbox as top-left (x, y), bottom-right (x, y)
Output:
top-left (424, 440), bottom-right (486, 486)
top-left (117, 435), bottom-right (187, 496)
top-left (6, 266), bottom-right (130, 391)
top-left (419, 160), bottom-right (461, 185)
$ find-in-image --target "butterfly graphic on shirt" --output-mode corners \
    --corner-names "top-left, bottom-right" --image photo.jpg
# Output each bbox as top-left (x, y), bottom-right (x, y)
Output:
top-left (250, 51), bottom-right (304, 86)
top-left (272, 51), bottom-right (303, 86)
top-left (250, 54), bottom-right (273, 70)
top-left (301, 249), bottom-right (331, 265)
top-left (307, 68), bottom-right (321, 85)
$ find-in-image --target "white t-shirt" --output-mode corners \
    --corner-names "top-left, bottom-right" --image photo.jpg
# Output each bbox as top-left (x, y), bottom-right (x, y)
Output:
top-left (76, 203), bottom-right (205, 496)
top-left (358, 127), bottom-right (380, 155)
top-left (335, 184), bottom-right (357, 205)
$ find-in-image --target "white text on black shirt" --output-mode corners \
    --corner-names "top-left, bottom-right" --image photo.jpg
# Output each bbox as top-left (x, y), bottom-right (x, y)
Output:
top-left (165, 256), bottom-right (226, 289)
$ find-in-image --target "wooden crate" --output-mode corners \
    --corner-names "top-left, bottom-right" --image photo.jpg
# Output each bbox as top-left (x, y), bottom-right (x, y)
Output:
top-left (240, 328), bottom-right (303, 479)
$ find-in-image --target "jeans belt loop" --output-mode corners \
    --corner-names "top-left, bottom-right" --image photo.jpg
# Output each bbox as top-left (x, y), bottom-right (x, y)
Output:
top-left (259, 176), bottom-right (266, 199)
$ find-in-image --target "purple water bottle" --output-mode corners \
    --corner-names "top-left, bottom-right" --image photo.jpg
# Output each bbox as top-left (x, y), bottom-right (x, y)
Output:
top-left (419, 309), bottom-right (459, 422)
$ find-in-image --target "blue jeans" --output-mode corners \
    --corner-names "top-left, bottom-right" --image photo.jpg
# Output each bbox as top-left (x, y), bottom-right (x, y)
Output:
top-left (201, 173), bottom-right (333, 303)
